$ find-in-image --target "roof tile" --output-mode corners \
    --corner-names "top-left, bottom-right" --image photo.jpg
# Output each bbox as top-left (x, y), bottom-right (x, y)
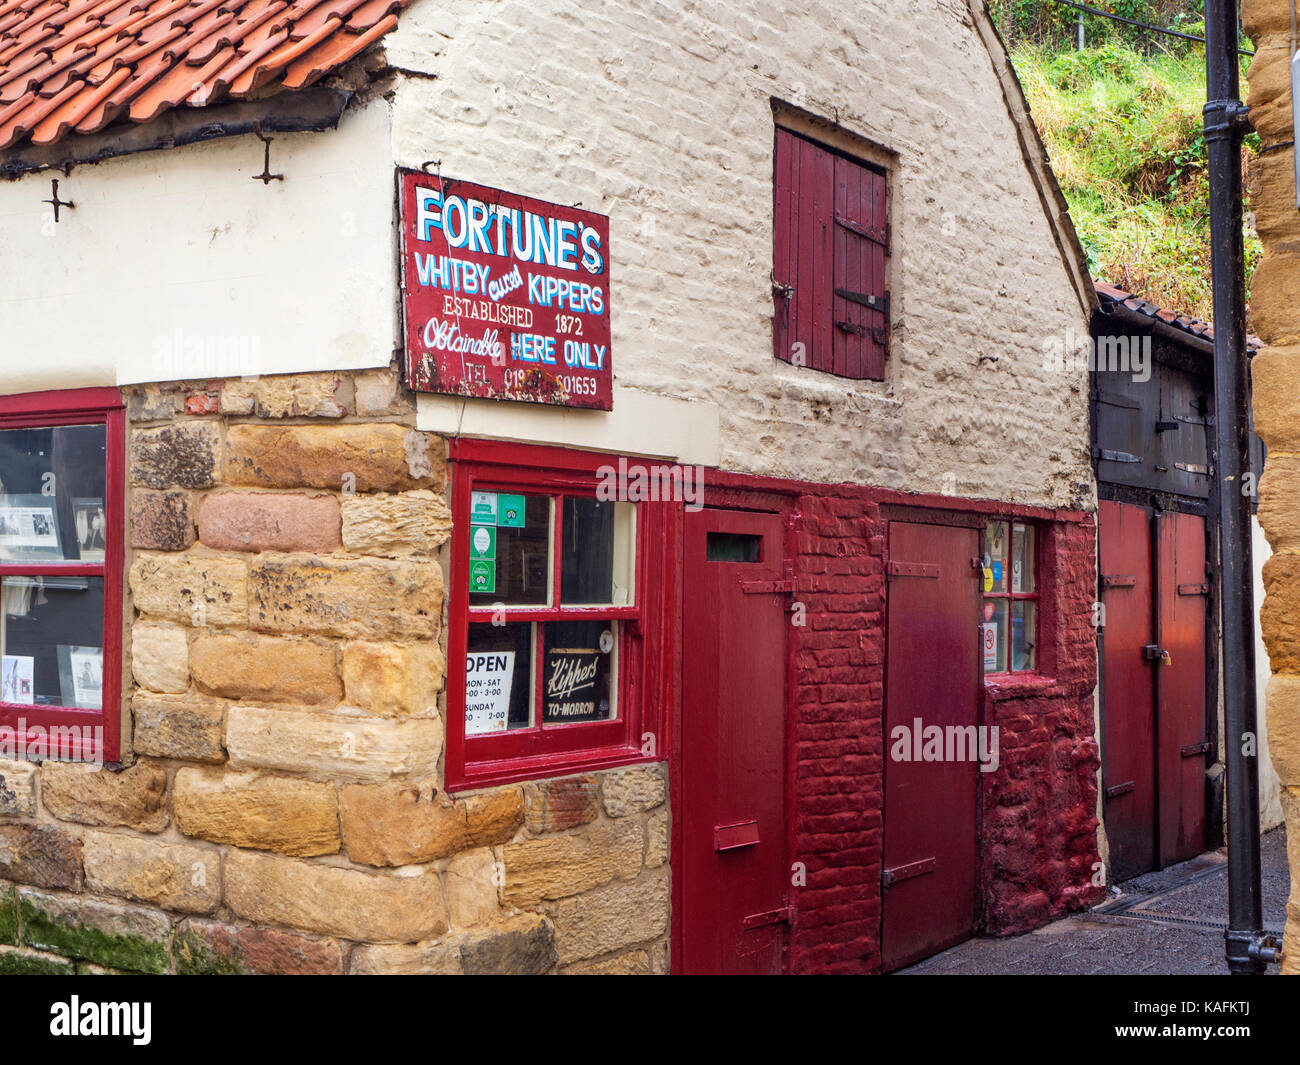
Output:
top-left (1094, 280), bottom-right (1262, 351)
top-left (0, 0), bottom-right (408, 148)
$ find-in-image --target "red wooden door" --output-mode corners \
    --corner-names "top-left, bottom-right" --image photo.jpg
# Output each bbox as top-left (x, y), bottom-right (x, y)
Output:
top-left (679, 506), bottom-right (790, 974)
top-left (1099, 501), bottom-right (1208, 879)
top-left (1099, 500), bottom-right (1158, 881)
top-left (1156, 511), bottom-right (1208, 867)
top-left (881, 522), bottom-right (980, 972)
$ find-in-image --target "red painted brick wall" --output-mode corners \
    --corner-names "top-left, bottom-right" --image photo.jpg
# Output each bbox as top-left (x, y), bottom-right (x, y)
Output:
top-left (785, 488), bottom-right (1101, 974)
top-left (788, 490), bottom-right (887, 975)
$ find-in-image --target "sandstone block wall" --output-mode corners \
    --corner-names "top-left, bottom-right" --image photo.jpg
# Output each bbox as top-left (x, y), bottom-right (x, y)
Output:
top-left (0, 367), bottom-right (669, 975)
top-left (1244, 0), bottom-right (1300, 975)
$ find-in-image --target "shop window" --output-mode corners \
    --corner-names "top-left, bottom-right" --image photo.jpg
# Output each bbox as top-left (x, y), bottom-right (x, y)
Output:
top-left (981, 520), bottom-right (1038, 674)
top-left (0, 389), bottom-right (124, 763)
top-left (772, 126), bottom-right (889, 380)
top-left (446, 442), bottom-right (669, 791)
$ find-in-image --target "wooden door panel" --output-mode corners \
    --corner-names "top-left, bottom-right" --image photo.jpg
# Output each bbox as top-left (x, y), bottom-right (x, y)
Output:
top-left (881, 522), bottom-right (979, 972)
top-left (1100, 500), bottom-right (1158, 881)
top-left (1157, 511), bottom-right (1208, 867)
top-left (680, 507), bottom-right (789, 974)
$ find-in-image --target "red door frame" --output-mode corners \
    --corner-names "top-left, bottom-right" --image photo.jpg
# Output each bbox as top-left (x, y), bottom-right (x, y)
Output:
top-left (670, 478), bottom-right (799, 974)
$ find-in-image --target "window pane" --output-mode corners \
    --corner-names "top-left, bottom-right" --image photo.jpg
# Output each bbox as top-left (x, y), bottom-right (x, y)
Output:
top-left (982, 598), bottom-right (1008, 674)
top-left (469, 493), bottom-right (550, 606)
top-left (1012, 523), bottom-right (1035, 594)
top-left (1012, 600), bottom-right (1037, 672)
top-left (1, 577), bottom-right (104, 707)
top-left (561, 498), bottom-right (634, 606)
top-left (0, 425), bottom-right (107, 563)
top-left (466, 622), bottom-right (534, 733)
top-left (984, 520), bottom-right (1008, 594)
top-left (542, 619), bottom-right (615, 724)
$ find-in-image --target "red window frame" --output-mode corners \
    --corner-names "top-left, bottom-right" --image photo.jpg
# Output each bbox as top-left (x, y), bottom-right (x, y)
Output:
top-left (773, 126), bottom-right (890, 381)
top-left (444, 439), bottom-right (673, 792)
top-left (982, 518), bottom-right (1039, 676)
top-left (0, 387), bottom-right (125, 763)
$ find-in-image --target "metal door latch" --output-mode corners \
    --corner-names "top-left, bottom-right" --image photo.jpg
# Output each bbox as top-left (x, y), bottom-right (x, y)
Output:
top-left (1142, 644), bottom-right (1172, 665)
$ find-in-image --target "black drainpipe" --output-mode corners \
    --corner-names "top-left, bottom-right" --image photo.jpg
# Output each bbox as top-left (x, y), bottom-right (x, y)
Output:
top-left (1204, 0), bottom-right (1281, 973)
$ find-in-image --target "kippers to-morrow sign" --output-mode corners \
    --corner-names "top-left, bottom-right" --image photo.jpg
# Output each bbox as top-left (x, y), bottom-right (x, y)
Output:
top-left (399, 171), bottom-right (613, 410)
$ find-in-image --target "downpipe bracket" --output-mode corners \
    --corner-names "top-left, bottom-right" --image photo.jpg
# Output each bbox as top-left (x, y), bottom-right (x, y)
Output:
top-left (1202, 99), bottom-right (1253, 142)
top-left (1225, 928), bottom-right (1284, 973)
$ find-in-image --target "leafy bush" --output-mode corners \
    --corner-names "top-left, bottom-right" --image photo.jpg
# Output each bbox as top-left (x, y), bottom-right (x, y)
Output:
top-left (1011, 38), bottom-right (1258, 321)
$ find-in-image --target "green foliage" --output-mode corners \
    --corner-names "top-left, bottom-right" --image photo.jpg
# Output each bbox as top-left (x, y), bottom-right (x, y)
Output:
top-left (992, 0), bottom-right (1209, 56)
top-left (1011, 38), bottom-right (1259, 320)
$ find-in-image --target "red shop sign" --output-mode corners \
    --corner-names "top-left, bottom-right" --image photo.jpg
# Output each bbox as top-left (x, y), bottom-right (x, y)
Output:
top-left (399, 171), bottom-right (613, 410)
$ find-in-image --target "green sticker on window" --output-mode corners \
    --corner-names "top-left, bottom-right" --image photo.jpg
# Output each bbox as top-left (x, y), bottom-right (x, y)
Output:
top-left (469, 559), bottom-right (496, 594)
top-left (470, 492), bottom-right (498, 525)
top-left (470, 525), bottom-right (496, 561)
top-left (498, 494), bottom-right (526, 528)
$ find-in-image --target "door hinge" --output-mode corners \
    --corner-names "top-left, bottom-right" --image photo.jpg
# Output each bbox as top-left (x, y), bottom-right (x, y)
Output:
top-left (1102, 574), bottom-right (1137, 588)
top-left (739, 579), bottom-right (796, 595)
top-left (1105, 780), bottom-right (1136, 800)
top-left (834, 287), bottom-right (889, 317)
top-left (881, 857), bottom-right (936, 893)
top-left (833, 211), bottom-right (888, 248)
top-left (887, 561), bottom-right (939, 580)
top-left (1181, 741), bottom-right (1212, 757)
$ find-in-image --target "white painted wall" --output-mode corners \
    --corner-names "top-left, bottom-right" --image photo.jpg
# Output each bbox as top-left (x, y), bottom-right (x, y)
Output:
top-left (0, 98), bottom-right (397, 394)
top-left (0, 0), bottom-right (1093, 509)
top-left (391, 0), bottom-right (1095, 507)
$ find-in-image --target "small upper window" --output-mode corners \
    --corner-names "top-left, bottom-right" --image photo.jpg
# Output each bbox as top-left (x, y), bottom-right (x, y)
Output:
top-left (772, 126), bottom-right (889, 380)
top-left (0, 388), bottom-right (124, 763)
top-left (982, 520), bottom-right (1038, 674)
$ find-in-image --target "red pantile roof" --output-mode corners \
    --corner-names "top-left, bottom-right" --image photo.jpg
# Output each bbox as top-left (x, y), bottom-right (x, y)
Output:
top-left (0, 0), bottom-right (409, 150)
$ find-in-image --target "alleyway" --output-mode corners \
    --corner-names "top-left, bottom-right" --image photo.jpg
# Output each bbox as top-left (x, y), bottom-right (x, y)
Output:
top-left (900, 827), bottom-right (1290, 975)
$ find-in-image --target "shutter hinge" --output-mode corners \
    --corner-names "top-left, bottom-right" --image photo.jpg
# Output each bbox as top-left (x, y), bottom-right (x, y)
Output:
top-left (834, 287), bottom-right (889, 317)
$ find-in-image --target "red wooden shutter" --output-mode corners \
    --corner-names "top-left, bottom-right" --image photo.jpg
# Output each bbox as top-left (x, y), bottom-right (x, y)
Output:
top-left (831, 155), bottom-right (888, 379)
top-left (773, 128), bottom-right (888, 381)
top-left (773, 129), bottom-right (832, 373)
